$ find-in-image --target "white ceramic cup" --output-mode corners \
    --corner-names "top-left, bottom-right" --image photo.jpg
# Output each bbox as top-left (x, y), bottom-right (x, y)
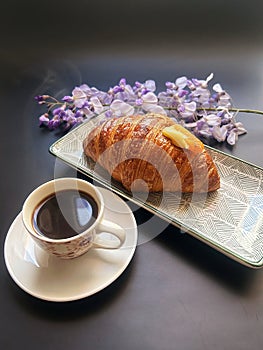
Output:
top-left (22, 178), bottom-right (126, 259)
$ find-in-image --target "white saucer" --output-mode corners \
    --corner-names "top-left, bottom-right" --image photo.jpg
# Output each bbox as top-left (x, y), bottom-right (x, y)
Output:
top-left (4, 187), bottom-right (138, 302)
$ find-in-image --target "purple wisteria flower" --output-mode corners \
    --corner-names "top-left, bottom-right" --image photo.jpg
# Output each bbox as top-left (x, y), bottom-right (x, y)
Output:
top-left (35, 74), bottom-right (249, 145)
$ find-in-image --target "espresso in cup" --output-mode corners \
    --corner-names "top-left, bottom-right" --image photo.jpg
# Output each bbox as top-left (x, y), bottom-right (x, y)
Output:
top-left (22, 178), bottom-right (126, 259)
top-left (33, 189), bottom-right (98, 239)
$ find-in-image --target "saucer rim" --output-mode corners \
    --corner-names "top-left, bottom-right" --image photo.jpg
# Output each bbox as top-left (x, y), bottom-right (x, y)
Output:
top-left (4, 187), bottom-right (138, 302)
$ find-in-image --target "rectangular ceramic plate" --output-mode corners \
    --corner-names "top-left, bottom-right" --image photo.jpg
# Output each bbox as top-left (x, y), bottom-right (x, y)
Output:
top-left (50, 115), bottom-right (263, 268)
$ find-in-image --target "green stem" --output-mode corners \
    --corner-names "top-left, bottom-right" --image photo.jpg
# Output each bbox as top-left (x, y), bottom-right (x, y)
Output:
top-left (201, 107), bottom-right (263, 116)
top-left (169, 106), bottom-right (263, 116)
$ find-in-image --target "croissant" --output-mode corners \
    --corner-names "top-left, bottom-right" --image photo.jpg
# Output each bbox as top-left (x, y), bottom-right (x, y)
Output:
top-left (83, 113), bottom-right (220, 193)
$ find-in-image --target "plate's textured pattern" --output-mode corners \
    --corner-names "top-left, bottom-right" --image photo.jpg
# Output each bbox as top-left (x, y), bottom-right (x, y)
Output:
top-left (50, 117), bottom-right (263, 267)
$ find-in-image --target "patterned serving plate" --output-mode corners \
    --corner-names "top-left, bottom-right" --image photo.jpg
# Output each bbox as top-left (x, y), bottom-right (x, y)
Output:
top-left (50, 115), bottom-right (263, 268)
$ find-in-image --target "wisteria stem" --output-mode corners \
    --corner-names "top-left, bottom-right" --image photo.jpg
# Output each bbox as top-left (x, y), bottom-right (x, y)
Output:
top-left (193, 107), bottom-right (263, 116)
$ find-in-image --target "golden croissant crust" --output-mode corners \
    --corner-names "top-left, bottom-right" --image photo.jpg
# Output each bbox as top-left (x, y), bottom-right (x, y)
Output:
top-left (83, 113), bottom-right (220, 192)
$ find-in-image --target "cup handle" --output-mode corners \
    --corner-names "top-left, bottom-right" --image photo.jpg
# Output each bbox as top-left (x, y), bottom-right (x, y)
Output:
top-left (93, 219), bottom-right (126, 249)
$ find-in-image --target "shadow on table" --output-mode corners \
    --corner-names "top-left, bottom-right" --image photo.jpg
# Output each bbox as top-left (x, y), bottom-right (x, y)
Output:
top-left (154, 219), bottom-right (262, 297)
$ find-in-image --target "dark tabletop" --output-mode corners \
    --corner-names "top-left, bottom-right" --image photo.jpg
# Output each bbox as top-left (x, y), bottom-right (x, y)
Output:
top-left (1, 1), bottom-right (263, 349)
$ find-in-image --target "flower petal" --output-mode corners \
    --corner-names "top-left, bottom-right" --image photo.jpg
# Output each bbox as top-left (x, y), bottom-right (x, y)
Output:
top-left (142, 92), bottom-right (158, 104)
top-left (205, 73), bottom-right (214, 84)
top-left (144, 80), bottom-right (156, 92)
top-left (204, 114), bottom-right (221, 126)
top-left (72, 87), bottom-right (87, 108)
top-left (227, 129), bottom-right (238, 145)
top-left (143, 104), bottom-right (166, 114)
top-left (234, 122), bottom-right (247, 135)
top-left (110, 99), bottom-right (135, 117)
top-left (39, 113), bottom-right (49, 125)
top-left (213, 83), bottom-right (223, 93)
top-left (175, 76), bottom-right (188, 89)
top-left (212, 125), bottom-right (228, 142)
top-left (184, 101), bottom-right (196, 112)
top-left (90, 96), bottom-right (104, 114)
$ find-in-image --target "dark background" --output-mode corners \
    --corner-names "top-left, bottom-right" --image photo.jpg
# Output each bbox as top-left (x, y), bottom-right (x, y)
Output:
top-left (1, 0), bottom-right (263, 81)
top-left (2, 1), bottom-right (263, 350)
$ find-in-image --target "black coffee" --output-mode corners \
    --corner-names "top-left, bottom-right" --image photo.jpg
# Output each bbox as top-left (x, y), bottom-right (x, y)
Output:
top-left (33, 189), bottom-right (98, 239)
